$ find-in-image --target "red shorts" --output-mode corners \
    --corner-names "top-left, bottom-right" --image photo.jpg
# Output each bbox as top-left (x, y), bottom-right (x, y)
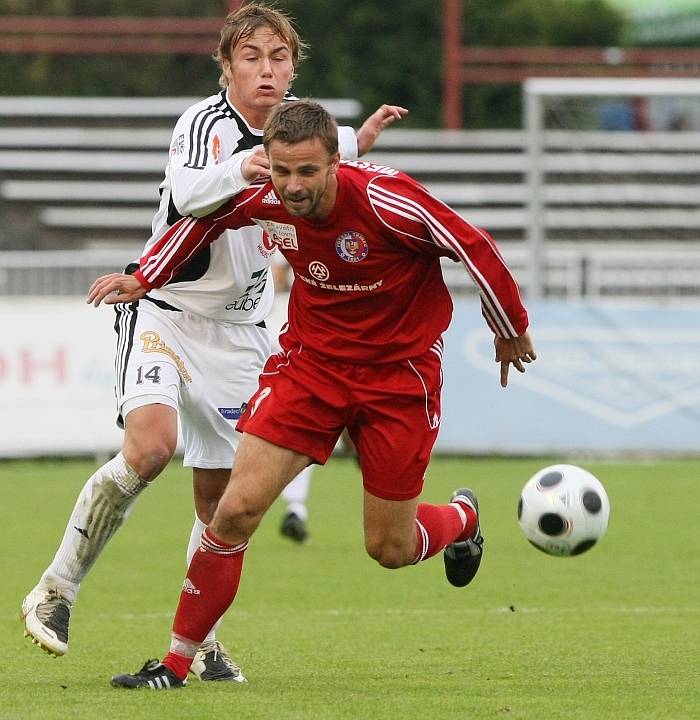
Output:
top-left (237, 338), bottom-right (444, 501)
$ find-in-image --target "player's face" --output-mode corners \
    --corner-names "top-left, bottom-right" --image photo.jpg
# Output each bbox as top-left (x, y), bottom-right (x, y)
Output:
top-left (269, 138), bottom-right (340, 220)
top-left (223, 27), bottom-right (294, 129)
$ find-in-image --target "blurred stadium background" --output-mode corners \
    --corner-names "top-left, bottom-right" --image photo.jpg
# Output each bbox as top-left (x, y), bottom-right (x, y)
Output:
top-left (1, 0), bottom-right (700, 457)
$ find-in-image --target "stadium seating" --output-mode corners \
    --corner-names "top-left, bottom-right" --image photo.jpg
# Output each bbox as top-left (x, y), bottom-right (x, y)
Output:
top-left (1, 97), bottom-right (699, 297)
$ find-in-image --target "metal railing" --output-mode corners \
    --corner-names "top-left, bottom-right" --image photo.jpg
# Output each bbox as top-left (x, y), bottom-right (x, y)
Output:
top-left (3, 246), bottom-right (700, 299)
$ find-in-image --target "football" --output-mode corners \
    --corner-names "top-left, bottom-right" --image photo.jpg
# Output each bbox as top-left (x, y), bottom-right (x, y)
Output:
top-left (518, 464), bottom-right (610, 556)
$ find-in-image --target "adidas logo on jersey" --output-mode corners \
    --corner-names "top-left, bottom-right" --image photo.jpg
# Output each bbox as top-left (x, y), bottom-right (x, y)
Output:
top-left (262, 189), bottom-right (281, 205)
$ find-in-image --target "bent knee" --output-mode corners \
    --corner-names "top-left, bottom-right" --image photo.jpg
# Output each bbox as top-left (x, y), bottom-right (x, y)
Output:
top-left (365, 537), bottom-right (413, 569)
top-left (123, 443), bottom-right (174, 482)
top-left (214, 494), bottom-right (267, 540)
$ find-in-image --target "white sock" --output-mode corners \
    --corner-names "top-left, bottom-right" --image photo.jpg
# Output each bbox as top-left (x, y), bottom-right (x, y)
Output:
top-left (281, 466), bottom-right (312, 522)
top-left (186, 513), bottom-right (220, 644)
top-left (41, 452), bottom-right (147, 603)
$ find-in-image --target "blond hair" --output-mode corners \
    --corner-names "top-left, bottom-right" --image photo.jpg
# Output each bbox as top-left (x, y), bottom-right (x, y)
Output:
top-left (213, 2), bottom-right (307, 89)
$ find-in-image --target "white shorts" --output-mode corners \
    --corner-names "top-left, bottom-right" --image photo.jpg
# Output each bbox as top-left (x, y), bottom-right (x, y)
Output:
top-left (113, 297), bottom-right (270, 468)
top-left (267, 290), bottom-right (290, 353)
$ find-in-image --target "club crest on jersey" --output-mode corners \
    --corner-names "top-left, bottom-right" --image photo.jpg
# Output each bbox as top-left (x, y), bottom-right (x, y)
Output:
top-left (211, 134), bottom-right (222, 164)
top-left (257, 220), bottom-right (298, 251)
top-left (335, 231), bottom-right (369, 263)
top-left (170, 133), bottom-right (185, 157)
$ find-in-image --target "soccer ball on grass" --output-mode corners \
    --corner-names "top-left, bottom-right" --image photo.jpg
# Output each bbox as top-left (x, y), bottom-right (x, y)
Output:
top-left (518, 464), bottom-right (610, 556)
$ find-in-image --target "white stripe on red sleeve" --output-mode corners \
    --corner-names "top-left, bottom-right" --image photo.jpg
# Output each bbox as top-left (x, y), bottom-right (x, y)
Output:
top-left (367, 178), bottom-right (527, 338)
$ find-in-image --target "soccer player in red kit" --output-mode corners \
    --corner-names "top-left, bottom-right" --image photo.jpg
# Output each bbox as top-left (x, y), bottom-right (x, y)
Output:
top-left (92, 100), bottom-right (536, 689)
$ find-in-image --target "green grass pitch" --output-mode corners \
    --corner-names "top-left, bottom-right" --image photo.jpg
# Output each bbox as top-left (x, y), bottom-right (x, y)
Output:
top-left (2, 456), bottom-right (699, 719)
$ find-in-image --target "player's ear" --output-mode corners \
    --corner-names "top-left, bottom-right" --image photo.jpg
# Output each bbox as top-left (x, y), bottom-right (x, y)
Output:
top-left (329, 152), bottom-right (341, 174)
top-left (222, 58), bottom-right (233, 84)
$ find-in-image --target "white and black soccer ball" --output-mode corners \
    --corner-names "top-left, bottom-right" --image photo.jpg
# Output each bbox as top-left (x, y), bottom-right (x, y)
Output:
top-left (518, 464), bottom-right (610, 556)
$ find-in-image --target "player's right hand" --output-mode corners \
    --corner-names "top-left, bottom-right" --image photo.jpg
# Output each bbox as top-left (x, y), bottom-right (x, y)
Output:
top-left (241, 145), bottom-right (270, 181)
top-left (87, 273), bottom-right (147, 307)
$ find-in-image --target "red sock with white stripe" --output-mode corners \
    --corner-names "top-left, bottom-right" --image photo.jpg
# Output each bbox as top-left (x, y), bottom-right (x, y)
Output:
top-left (412, 498), bottom-right (478, 564)
top-left (162, 528), bottom-right (247, 680)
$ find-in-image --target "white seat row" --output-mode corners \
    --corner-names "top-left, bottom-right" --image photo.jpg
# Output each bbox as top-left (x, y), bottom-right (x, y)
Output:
top-left (4, 178), bottom-right (698, 210)
top-left (3, 148), bottom-right (697, 176)
top-left (0, 127), bottom-right (171, 150)
top-left (4, 124), bottom-right (700, 152)
top-left (372, 129), bottom-right (700, 152)
top-left (2, 180), bottom-right (158, 203)
top-left (441, 241), bottom-right (700, 295)
top-left (0, 150), bottom-right (166, 174)
top-left (0, 96), bottom-right (362, 121)
top-left (40, 206), bottom-right (156, 230)
top-left (35, 204), bottom-right (700, 235)
top-left (365, 150), bottom-right (700, 174)
top-left (3, 244), bottom-right (698, 298)
top-left (426, 182), bottom-right (699, 206)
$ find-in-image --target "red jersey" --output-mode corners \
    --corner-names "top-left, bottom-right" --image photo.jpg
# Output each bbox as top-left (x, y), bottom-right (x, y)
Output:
top-left (136, 160), bottom-right (528, 363)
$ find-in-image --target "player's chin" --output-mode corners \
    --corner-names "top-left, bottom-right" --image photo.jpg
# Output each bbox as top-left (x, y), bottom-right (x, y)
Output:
top-left (283, 199), bottom-right (309, 216)
top-left (256, 91), bottom-right (285, 106)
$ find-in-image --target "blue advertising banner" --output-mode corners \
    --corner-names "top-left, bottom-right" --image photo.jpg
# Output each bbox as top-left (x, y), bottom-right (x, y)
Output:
top-left (2, 297), bottom-right (698, 457)
top-left (438, 300), bottom-right (700, 455)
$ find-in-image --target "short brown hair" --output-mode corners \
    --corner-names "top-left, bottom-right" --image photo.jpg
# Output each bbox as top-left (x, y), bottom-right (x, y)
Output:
top-left (263, 101), bottom-right (339, 156)
top-left (213, 2), bottom-right (308, 89)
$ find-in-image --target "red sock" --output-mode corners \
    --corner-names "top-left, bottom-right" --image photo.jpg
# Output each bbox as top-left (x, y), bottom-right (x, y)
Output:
top-left (413, 500), bottom-right (477, 564)
top-left (162, 528), bottom-right (247, 680)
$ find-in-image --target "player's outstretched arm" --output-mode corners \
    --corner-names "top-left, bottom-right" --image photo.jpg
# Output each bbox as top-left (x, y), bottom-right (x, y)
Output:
top-left (356, 104), bottom-right (408, 156)
top-left (494, 331), bottom-right (537, 388)
top-left (87, 273), bottom-right (146, 307)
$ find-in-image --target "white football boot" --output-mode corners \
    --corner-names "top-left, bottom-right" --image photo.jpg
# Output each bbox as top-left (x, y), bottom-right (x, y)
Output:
top-left (190, 640), bottom-right (246, 683)
top-left (21, 583), bottom-right (72, 656)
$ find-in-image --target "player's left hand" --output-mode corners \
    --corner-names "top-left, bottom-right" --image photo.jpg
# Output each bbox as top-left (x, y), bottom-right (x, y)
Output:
top-left (356, 104), bottom-right (409, 156)
top-left (495, 331), bottom-right (537, 388)
top-left (87, 273), bottom-right (147, 307)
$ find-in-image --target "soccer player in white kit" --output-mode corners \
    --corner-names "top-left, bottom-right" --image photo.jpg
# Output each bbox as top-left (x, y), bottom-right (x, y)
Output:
top-left (20, 3), bottom-right (406, 682)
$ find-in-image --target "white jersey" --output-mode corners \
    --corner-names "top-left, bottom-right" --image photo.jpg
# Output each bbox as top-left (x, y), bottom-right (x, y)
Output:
top-left (142, 89), bottom-right (359, 324)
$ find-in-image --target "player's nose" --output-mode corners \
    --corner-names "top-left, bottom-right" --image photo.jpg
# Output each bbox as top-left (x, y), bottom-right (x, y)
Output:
top-left (260, 57), bottom-right (273, 75)
top-left (286, 175), bottom-right (303, 193)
